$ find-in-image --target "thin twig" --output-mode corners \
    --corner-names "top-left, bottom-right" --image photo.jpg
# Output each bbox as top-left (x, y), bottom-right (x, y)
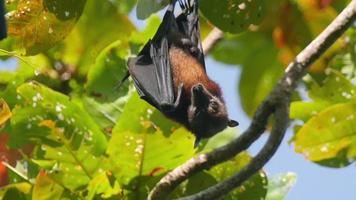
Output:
top-left (148, 1), bottom-right (356, 199)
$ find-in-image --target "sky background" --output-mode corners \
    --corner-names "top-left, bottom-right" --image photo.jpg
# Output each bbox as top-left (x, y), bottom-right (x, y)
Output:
top-left (0, 6), bottom-right (355, 200)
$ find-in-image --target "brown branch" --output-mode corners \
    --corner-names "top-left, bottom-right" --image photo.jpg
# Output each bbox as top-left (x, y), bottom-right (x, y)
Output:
top-left (148, 1), bottom-right (356, 199)
top-left (202, 27), bottom-right (224, 55)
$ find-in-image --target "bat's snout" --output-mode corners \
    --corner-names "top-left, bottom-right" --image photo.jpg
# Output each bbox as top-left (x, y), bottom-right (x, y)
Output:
top-left (192, 84), bottom-right (204, 93)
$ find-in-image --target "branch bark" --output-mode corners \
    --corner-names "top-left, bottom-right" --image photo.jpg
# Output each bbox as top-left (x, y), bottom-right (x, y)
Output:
top-left (148, 1), bottom-right (356, 199)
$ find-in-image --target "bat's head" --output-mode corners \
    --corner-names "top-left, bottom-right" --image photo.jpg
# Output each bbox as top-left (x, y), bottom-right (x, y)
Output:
top-left (188, 84), bottom-right (238, 146)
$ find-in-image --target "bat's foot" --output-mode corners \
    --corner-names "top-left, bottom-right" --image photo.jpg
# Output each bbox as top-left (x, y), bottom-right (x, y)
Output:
top-left (179, 38), bottom-right (199, 55)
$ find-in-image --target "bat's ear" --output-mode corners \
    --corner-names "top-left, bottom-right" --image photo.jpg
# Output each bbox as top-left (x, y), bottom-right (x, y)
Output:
top-left (228, 119), bottom-right (239, 127)
top-left (194, 137), bottom-right (201, 148)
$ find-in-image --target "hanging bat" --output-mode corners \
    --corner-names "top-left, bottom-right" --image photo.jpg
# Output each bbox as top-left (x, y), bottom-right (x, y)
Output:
top-left (126, 0), bottom-right (238, 146)
top-left (0, 0), bottom-right (6, 40)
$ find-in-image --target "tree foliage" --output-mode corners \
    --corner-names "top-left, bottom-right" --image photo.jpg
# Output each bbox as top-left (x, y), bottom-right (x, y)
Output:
top-left (0, 0), bottom-right (354, 199)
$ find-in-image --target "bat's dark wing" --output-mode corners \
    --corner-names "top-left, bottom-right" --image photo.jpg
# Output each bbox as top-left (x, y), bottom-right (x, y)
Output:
top-left (128, 38), bottom-right (176, 110)
top-left (127, 0), bottom-right (201, 111)
top-left (128, 2), bottom-right (179, 111)
top-left (176, 0), bottom-right (205, 69)
top-left (0, 0), bottom-right (7, 40)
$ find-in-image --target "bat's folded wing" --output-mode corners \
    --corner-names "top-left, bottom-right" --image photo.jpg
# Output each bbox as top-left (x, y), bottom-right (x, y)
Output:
top-left (128, 38), bottom-right (176, 111)
top-left (176, 0), bottom-right (205, 68)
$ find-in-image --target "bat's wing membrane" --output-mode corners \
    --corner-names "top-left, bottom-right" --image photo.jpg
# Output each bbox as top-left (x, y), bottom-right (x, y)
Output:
top-left (128, 38), bottom-right (175, 110)
top-left (128, 4), bottom-right (178, 111)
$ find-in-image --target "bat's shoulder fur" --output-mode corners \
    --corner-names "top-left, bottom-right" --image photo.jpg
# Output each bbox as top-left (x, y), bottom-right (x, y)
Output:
top-left (169, 45), bottom-right (222, 100)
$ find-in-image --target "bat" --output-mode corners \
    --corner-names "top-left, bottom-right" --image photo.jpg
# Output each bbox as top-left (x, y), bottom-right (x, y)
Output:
top-left (0, 0), bottom-right (6, 40)
top-left (126, 0), bottom-right (238, 147)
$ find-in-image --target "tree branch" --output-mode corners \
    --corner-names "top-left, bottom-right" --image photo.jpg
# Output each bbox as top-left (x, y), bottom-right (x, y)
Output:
top-left (179, 99), bottom-right (290, 200)
top-left (202, 27), bottom-right (224, 55)
top-left (148, 1), bottom-right (356, 199)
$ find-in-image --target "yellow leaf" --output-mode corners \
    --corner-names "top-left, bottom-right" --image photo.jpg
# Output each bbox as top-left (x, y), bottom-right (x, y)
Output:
top-left (0, 99), bottom-right (12, 126)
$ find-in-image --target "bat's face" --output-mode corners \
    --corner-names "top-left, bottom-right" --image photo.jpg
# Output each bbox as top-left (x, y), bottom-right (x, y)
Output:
top-left (188, 84), bottom-right (238, 140)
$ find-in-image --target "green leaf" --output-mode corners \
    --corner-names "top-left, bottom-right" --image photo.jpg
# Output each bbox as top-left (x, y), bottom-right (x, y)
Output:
top-left (294, 101), bottom-right (356, 162)
top-left (136, 0), bottom-right (169, 20)
top-left (61, 0), bottom-right (135, 76)
top-left (6, 0), bottom-right (86, 55)
top-left (111, 93), bottom-right (181, 134)
top-left (290, 70), bottom-right (356, 123)
top-left (290, 101), bottom-right (330, 122)
top-left (107, 94), bottom-right (195, 187)
top-left (331, 0), bottom-right (351, 12)
top-left (111, 0), bottom-right (137, 14)
top-left (201, 128), bottom-right (238, 151)
top-left (81, 94), bottom-right (132, 130)
top-left (208, 153), bottom-right (268, 200)
top-left (0, 182), bottom-right (31, 200)
top-left (40, 144), bottom-right (103, 190)
top-left (239, 41), bottom-right (283, 116)
top-left (175, 172), bottom-right (218, 197)
top-left (130, 15), bottom-right (161, 45)
top-left (32, 172), bottom-right (64, 200)
top-left (86, 171), bottom-right (122, 200)
top-left (86, 40), bottom-right (130, 102)
top-left (291, 70), bottom-right (356, 167)
top-left (211, 32), bottom-right (272, 65)
top-left (9, 82), bottom-right (108, 155)
top-left (108, 127), bottom-right (195, 183)
top-left (310, 70), bottom-right (356, 103)
top-left (200, 0), bottom-right (265, 33)
top-left (0, 57), bottom-right (39, 108)
top-left (265, 172), bottom-right (297, 200)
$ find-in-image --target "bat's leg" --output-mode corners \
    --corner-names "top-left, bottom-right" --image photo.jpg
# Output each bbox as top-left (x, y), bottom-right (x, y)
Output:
top-left (173, 83), bottom-right (183, 108)
top-left (179, 38), bottom-right (199, 55)
top-left (180, 38), bottom-right (191, 46)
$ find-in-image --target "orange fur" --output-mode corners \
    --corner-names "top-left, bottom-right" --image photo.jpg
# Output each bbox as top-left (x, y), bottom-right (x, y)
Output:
top-left (169, 46), bottom-right (221, 99)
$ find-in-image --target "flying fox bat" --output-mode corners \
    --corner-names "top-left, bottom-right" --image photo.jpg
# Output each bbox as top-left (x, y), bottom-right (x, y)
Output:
top-left (126, 0), bottom-right (238, 146)
top-left (0, 0), bottom-right (6, 40)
